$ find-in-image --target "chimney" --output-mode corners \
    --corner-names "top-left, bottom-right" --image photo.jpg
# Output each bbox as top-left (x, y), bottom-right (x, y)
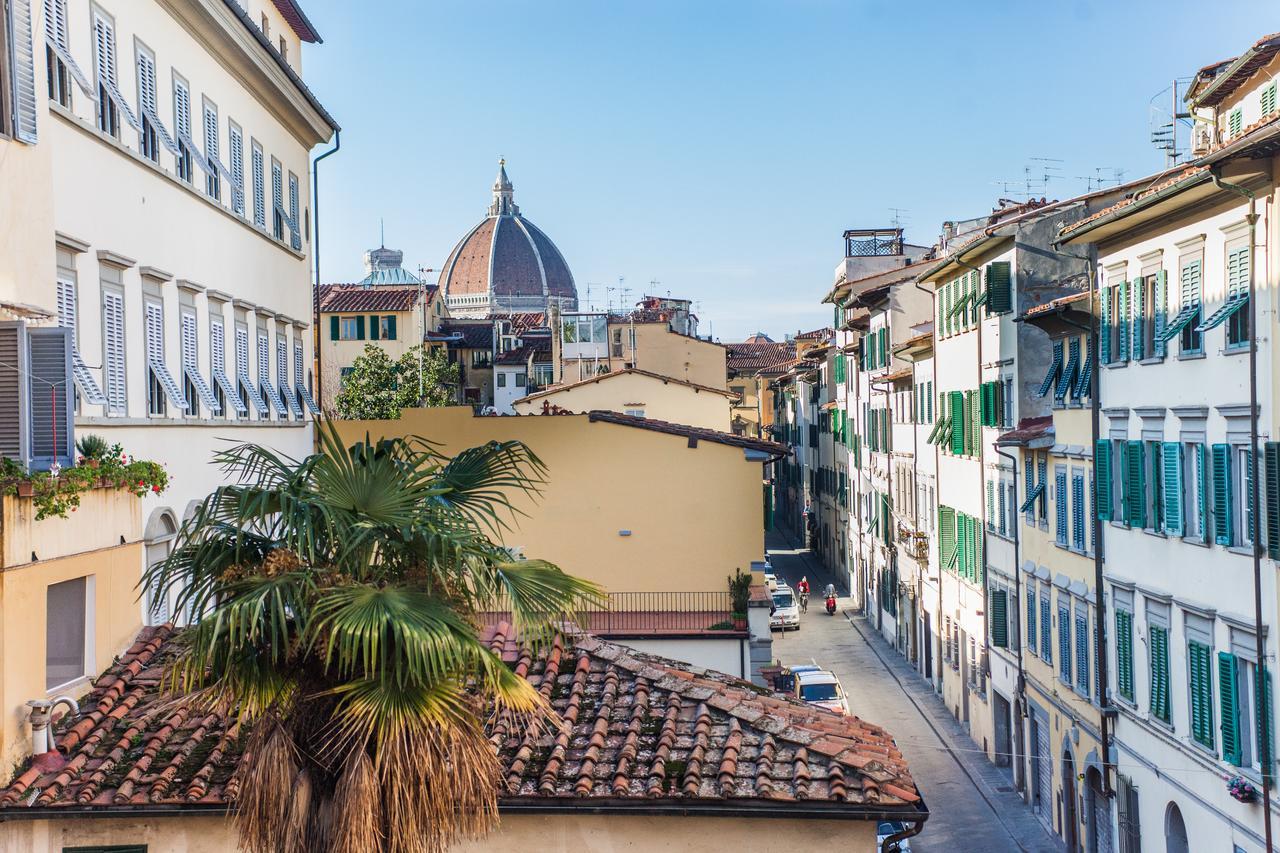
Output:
top-left (26, 696), bottom-right (79, 771)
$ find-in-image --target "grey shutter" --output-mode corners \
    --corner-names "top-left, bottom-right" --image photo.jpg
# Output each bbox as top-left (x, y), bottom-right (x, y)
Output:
top-left (8, 0), bottom-right (39, 143)
top-left (229, 125), bottom-right (245, 214)
top-left (256, 331), bottom-right (285, 412)
top-left (235, 327), bottom-right (268, 414)
top-left (180, 311), bottom-right (220, 413)
top-left (43, 0), bottom-right (94, 96)
top-left (294, 343), bottom-right (318, 415)
top-left (136, 50), bottom-right (178, 155)
top-left (277, 338), bottom-right (301, 416)
top-left (0, 322), bottom-right (30, 463)
top-left (93, 13), bottom-right (140, 131)
top-left (202, 104), bottom-right (236, 187)
top-left (288, 174), bottom-right (302, 250)
top-left (102, 289), bottom-right (126, 413)
top-left (27, 326), bottom-right (74, 470)
top-left (210, 319), bottom-right (246, 413)
top-left (174, 81), bottom-right (212, 174)
top-left (251, 145), bottom-right (266, 227)
top-left (144, 302), bottom-right (188, 409)
top-left (56, 279), bottom-right (106, 405)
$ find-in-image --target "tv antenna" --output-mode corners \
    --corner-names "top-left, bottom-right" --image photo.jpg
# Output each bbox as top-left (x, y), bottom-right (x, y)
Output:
top-left (1025, 157), bottom-right (1064, 196)
top-left (888, 208), bottom-right (910, 229)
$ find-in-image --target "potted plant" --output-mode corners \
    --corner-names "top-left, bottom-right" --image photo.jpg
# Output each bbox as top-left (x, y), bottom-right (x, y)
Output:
top-left (728, 567), bottom-right (752, 630)
top-left (1228, 776), bottom-right (1259, 803)
top-left (75, 434), bottom-right (109, 468)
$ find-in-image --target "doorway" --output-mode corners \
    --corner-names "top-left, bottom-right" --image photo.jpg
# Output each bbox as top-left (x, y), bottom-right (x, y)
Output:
top-left (992, 693), bottom-right (1012, 768)
top-left (922, 611), bottom-right (933, 680)
top-left (1086, 767), bottom-right (1112, 853)
top-left (1062, 750), bottom-right (1078, 851)
top-left (1164, 802), bottom-right (1188, 853)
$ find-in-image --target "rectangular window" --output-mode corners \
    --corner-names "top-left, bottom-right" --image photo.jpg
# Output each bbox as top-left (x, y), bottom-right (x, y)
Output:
top-left (1075, 608), bottom-right (1089, 694)
top-left (144, 300), bottom-right (188, 416)
top-left (251, 141), bottom-right (266, 227)
top-left (1225, 243), bottom-right (1251, 349)
top-left (1115, 607), bottom-right (1135, 702)
top-left (1058, 601), bottom-right (1072, 685)
top-left (1150, 623), bottom-right (1171, 723)
top-left (46, 576), bottom-right (87, 689)
top-left (1184, 441), bottom-right (1207, 541)
top-left (1055, 465), bottom-right (1068, 546)
top-left (1264, 81), bottom-right (1278, 117)
top-left (1235, 444), bottom-right (1254, 547)
top-left (277, 336), bottom-right (301, 417)
top-left (1027, 587), bottom-right (1037, 657)
top-left (228, 122), bottom-right (245, 215)
top-left (1188, 639), bottom-right (1215, 750)
top-left (1145, 441), bottom-right (1164, 532)
top-left (1040, 585), bottom-right (1052, 663)
top-left (44, 0), bottom-right (80, 110)
top-left (134, 45), bottom-right (159, 161)
top-left (172, 74), bottom-right (194, 183)
top-left (288, 172), bottom-right (301, 249)
top-left (91, 9), bottom-right (121, 137)
top-left (56, 264), bottom-right (106, 407)
top-left (1212, 443), bottom-right (1234, 546)
top-left (257, 328), bottom-right (285, 417)
top-left (209, 316), bottom-right (244, 417)
top-left (378, 315), bottom-right (396, 340)
top-left (235, 325), bottom-right (266, 415)
top-left (203, 100), bottom-right (221, 200)
top-left (271, 158), bottom-right (285, 240)
top-left (100, 275), bottom-right (126, 414)
top-left (1179, 256), bottom-right (1203, 355)
top-left (180, 309), bottom-right (221, 416)
top-left (1071, 468), bottom-right (1086, 551)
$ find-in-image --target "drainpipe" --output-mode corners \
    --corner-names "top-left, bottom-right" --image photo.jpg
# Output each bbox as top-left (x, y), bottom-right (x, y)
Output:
top-left (311, 130), bottom-right (341, 401)
top-left (995, 443), bottom-right (1027, 794)
top-left (914, 278), bottom-right (945, 688)
top-left (26, 696), bottom-right (79, 771)
top-left (871, 373), bottom-right (897, 639)
top-left (1210, 167), bottom-right (1272, 852)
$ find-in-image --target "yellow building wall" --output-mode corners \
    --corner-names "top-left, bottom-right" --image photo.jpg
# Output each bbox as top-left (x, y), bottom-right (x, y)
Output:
top-left (513, 371), bottom-right (731, 430)
top-left (0, 131), bottom-right (54, 317)
top-left (608, 323), bottom-right (727, 390)
top-left (334, 408), bottom-right (765, 593)
top-left (318, 307), bottom-right (421, 412)
top-left (0, 811), bottom-right (880, 852)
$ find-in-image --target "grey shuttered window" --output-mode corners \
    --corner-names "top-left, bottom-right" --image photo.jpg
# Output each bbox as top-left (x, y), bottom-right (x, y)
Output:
top-left (0, 323), bottom-right (27, 462)
top-left (277, 337), bottom-right (301, 417)
top-left (294, 342), bottom-right (318, 415)
top-left (228, 123), bottom-right (245, 215)
top-left (173, 76), bottom-right (198, 182)
top-left (91, 10), bottom-right (140, 134)
top-left (271, 159), bottom-right (286, 240)
top-left (9, 0), bottom-right (38, 143)
top-left (1074, 610), bottom-right (1089, 694)
top-left (27, 326), bottom-right (74, 470)
top-left (43, 0), bottom-right (94, 100)
top-left (135, 47), bottom-right (177, 159)
top-left (202, 101), bottom-right (221, 200)
top-left (101, 287), bottom-right (126, 414)
top-left (180, 311), bottom-right (220, 414)
top-left (235, 326), bottom-right (268, 415)
top-left (209, 318), bottom-right (245, 414)
top-left (144, 302), bottom-right (188, 410)
top-left (288, 172), bottom-right (302, 250)
top-left (256, 330), bottom-right (285, 415)
top-left (251, 142), bottom-right (266, 227)
top-left (56, 278), bottom-right (106, 405)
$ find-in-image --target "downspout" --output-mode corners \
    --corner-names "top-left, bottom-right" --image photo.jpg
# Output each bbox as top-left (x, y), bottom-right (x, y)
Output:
top-left (311, 130), bottom-right (341, 403)
top-left (871, 373), bottom-right (896, 637)
top-left (1210, 167), bottom-right (1272, 852)
top-left (914, 278), bottom-right (945, 687)
top-left (995, 443), bottom-right (1027, 794)
top-left (881, 817), bottom-right (926, 853)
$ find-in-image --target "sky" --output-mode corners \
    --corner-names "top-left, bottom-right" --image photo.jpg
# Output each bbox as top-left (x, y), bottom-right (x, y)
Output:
top-left (304, 0), bottom-right (1270, 341)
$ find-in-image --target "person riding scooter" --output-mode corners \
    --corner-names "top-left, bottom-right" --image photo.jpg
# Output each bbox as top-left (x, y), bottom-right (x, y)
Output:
top-left (824, 583), bottom-right (837, 615)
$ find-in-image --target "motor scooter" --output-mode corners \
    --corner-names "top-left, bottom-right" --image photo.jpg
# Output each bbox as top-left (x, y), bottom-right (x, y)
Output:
top-left (825, 595), bottom-right (837, 615)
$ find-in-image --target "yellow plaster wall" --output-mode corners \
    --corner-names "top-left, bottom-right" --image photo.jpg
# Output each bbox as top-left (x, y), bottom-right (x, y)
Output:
top-left (334, 408), bottom-right (766, 593)
top-left (318, 307), bottom-right (421, 412)
top-left (513, 371), bottom-right (731, 430)
top-left (608, 323), bottom-right (728, 390)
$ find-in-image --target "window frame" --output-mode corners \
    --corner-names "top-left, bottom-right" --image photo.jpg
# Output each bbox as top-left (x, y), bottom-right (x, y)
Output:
top-left (46, 576), bottom-right (90, 691)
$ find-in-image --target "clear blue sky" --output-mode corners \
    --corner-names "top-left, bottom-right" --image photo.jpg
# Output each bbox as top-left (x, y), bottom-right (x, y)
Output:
top-left (304, 1), bottom-right (1269, 341)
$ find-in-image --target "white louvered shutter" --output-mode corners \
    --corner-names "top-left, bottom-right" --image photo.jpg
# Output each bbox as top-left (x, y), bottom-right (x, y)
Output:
top-left (251, 146), bottom-right (266, 227)
top-left (229, 126), bottom-right (245, 215)
top-left (136, 50), bottom-right (178, 154)
top-left (9, 0), bottom-right (39, 143)
top-left (236, 327), bottom-right (268, 414)
top-left (93, 12), bottom-right (140, 131)
top-left (144, 302), bottom-right (188, 409)
top-left (101, 290), bottom-right (126, 414)
top-left (56, 279), bottom-right (106, 405)
top-left (256, 332), bottom-right (284, 413)
top-left (174, 79), bottom-right (191, 138)
top-left (294, 343), bottom-right (318, 415)
top-left (210, 319), bottom-right (246, 413)
top-left (288, 174), bottom-right (301, 249)
top-left (180, 311), bottom-right (219, 413)
top-left (43, 0), bottom-right (93, 95)
top-left (277, 338), bottom-right (301, 416)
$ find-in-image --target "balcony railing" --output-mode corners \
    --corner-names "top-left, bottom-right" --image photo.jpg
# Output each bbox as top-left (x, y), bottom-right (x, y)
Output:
top-left (482, 591), bottom-right (740, 637)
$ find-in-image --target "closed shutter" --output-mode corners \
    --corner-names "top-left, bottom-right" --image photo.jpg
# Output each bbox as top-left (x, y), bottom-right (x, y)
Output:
top-left (210, 319), bottom-right (246, 414)
top-left (1055, 469), bottom-right (1068, 544)
top-left (1212, 443), bottom-right (1233, 546)
top-left (1153, 270), bottom-right (1168, 358)
top-left (998, 482), bottom-right (1007, 535)
top-left (144, 302), bottom-right (188, 409)
top-left (9, 0), bottom-right (39, 143)
top-left (1130, 278), bottom-right (1145, 361)
top-left (1195, 443), bottom-right (1208, 541)
top-left (0, 323), bottom-right (27, 462)
top-left (990, 590), bottom-right (1008, 648)
top-left (1035, 713), bottom-right (1051, 811)
top-left (229, 125), bottom-right (245, 214)
top-left (1058, 604), bottom-right (1072, 682)
top-left (1150, 626), bottom-right (1170, 722)
top-left (56, 279), bottom-right (106, 405)
top-left (1258, 667), bottom-right (1274, 775)
top-left (1246, 447), bottom-right (1256, 547)
top-left (956, 514), bottom-right (969, 578)
top-left (1025, 461), bottom-right (1036, 521)
top-left (1075, 612), bottom-right (1089, 692)
top-left (1100, 285), bottom-right (1112, 364)
top-left (277, 338), bottom-right (301, 417)
top-left (1116, 609), bottom-right (1134, 700)
top-left (939, 506), bottom-right (956, 568)
top-left (949, 390), bottom-right (965, 455)
top-left (1125, 440), bottom-right (1145, 528)
top-left (102, 290), bottom-right (126, 414)
top-left (180, 311), bottom-right (220, 413)
top-left (203, 104), bottom-right (220, 188)
top-left (1219, 651), bottom-right (1241, 766)
top-left (1040, 596), bottom-right (1052, 661)
top-left (288, 174), bottom-right (302, 250)
top-left (1072, 473), bottom-right (1085, 549)
top-left (256, 333), bottom-right (285, 413)
top-left (1267, 442), bottom-right (1280, 559)
top-left (330, 316), bottom-right (340, 340)
top-left (27, 326), bottom-right (74, 470)
top-left (1188, 641), bottom-right (1214, 749)
top-left (235, 327), bottom-right (268, 414)
top-left (1162, 441), bottom-right (1184, 536)
top-left (252, 145), bottom-right (266, 227)
top-left (968, 389), bottom-right (979, 455)
top-left (92, 12), bottom-right (140, 131)
top-left (1117, 279), bottom-right (1130, 361)
top-left (369, 314), bottom-right (380, 341)
top-left (986, 480), bottom-right (995, 524)
top-left (1027, 588), bottom-right (1037, 655)
top-left (985, 261), bottom-right (1011, 314)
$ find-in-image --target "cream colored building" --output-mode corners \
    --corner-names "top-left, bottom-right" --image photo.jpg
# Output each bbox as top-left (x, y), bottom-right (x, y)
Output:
top-left (555, 311), bottom-right (729, 391)
top-left (513, 367), bottom-right (734, 430)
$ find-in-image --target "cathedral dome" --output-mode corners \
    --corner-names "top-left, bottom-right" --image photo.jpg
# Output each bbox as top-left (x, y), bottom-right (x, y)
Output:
top-left (439, 161), bottom-right (577, 317)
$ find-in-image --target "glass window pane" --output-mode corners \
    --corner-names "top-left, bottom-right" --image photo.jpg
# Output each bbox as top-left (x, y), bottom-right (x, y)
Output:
top-left (46, 577), bottom-right (87, 689)
top-left (592, 316), bottom-right (607, 342)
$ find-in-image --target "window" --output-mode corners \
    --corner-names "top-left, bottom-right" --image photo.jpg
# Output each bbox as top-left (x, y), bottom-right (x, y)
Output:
top-left (1039, 585), bottom-right (1052, 663)
top-left (1026, 587), bottom-right (1036, 655)
top-left (235, 325), bottom-right (266, 416)
top-left (1221, 640), bottom-right (1273, 772)
top-left (1210, 443), bottom-right (1235, 547)
top-left (496, 372), bottom-right (506, 388)
top-left (1264, 81), bottom-right (1278, 117)
top-left (276, 336), bottom-right (300, 417)
top-left (1115, 605), bottom-right (1135, 702)
top-left (338, 317), bottom-right (361, 340)
top-left (100, 273), bottom-right (126, 414)
top-left (257, 328), bottom-right (285, 418)
top-left (1234, 443), bottom-right (1254, 547)
top-left (203, 100), bottom-right (221, 200)
top-left (46, 577), bottom-right (87, 689)
top-left (271, 158), bottom-right (285, 240)
top-left (1071, 467), bottom-right (1086, 551)
top-left (278, 36), bottom-right (287, 61)
top-left (228, 122), bottom-right (245, 215)
top-left (1104, 280), bottom-right (1125, 364)
top-left (1178, 257), bottom-right (1203, 354)
top-left (377, 315), bottom-right (396, 340)
top-left (1229, 107), bottom-right (1243, 137)
top-left (45, 0), bottom-right (82, 110)
top-left (1058, 600), bottom-right (1072, 685)
top-left (1182, 442), bottom-right (1207, 541)
top-left (288, 172), bottom-right (301, 250)
top-left (56, 261), bottom-right (106, 407)
top-left (1143, 441), bottom-right (1164, 532)
top-left (1187, 633), bottom-right (1215, 750)
top-left (261, 13), bottom-right (270, 36)
top-left (179, 311), bottom-right (200, 415)
top-left (144, 300), bottom-right (187, 416)
top-left (134, 46), bottom-right (159, 161)
top-left (173, 74), bottom-right (194, 183)
top-left (515, 372), bottom-right (526, 388)
top-left (1074, 607), bottom-right (1089, 695)
top-left (470, 350), bottom-right (491, 368)
top-left (209, 315), bottom-right (243, 417)
top-left (532, 363), bottom-right (553, 387)
top-left (251, 141), bottom-right (266, 227)
top-left (1054, 465), bottom-right (1068, 546)
top-left (1149, 619), bottom-right (1171, 724)
top-left (92, 9), bottom-right (120, 136)
top-left (625, 408), bottom-right (645, 417)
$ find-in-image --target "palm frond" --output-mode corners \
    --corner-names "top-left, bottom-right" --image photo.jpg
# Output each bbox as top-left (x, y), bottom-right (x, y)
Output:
top-left (434, 440), bottom-right (548, 532)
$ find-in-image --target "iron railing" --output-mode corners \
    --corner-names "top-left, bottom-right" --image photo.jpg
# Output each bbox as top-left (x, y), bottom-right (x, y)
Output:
top-left (482, 591), bottom-right (740, 637)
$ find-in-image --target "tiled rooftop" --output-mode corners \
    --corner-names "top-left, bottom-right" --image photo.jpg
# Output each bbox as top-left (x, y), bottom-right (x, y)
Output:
top-left (520, 368), bottom-right (735, 403)
top-left (0, 626), bottom-right (921, 820)
top-left (1059, 166), bottom-right (1208, 237)
top-left (317, 284), bottom-right (429, 313)
top-left (1023, 290), bottom-right (1090, 318)
top-left (725, 341), bottom-right (796, 373)
top-left (586, 410), bottom-right (789, 456)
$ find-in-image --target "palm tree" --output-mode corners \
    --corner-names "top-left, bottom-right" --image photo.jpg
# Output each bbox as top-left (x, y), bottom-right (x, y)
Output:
top-left (143, 423), bottom-right (601, 853)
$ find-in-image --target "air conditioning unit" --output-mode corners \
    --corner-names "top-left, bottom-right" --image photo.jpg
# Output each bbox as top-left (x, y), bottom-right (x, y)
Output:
top-left (1191, 124), bottom-right (1213, 156)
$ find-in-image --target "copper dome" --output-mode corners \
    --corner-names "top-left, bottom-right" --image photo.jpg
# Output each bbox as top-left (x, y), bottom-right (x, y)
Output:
top-left (439, 161), bottom-right (578, 317)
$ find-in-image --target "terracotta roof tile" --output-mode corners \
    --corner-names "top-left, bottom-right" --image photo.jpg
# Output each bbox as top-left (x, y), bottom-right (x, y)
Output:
top-left (1060, 166), bottom-right (1209, 237)
top-left (2, 628), bottom-right (921, 819)
top-left (725, 341), bottom-right (796, 373)
top-left (1023, 290), bottom-right (1090, 318)
top-left (317, 284), bottom-right (428, 313)
top-left (586, 410), bottom-right (788, 456)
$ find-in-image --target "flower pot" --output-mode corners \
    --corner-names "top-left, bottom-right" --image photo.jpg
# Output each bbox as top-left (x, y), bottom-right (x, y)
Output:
top-left (16, 481), bottom-right (33, 497)
top-left (731, 612), bottom-right (747, 631)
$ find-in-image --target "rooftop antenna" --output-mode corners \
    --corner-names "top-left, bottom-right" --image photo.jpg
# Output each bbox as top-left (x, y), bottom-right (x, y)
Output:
top-left (379, 218), bottom-right (385, 248)
top-left (888, 208), bottom-right (910, 230)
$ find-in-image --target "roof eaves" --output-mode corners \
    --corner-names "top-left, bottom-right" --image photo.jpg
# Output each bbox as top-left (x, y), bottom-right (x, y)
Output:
top-left (272, 0), bottom-right (323, 43)
top-left (1058, 167), bottom-right (1213, 244)
top-left (1188, 33), bottom-right (1280, 108)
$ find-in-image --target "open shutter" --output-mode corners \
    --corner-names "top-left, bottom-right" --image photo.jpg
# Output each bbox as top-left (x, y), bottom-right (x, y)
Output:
top-left (56, 280), bottom-right (106, 405)
top-left (1130, 279), bottom-right (1145, 361)
top-left (369, 314), bottom-right (380, 341)
top-left (27, 326), bottom-right (74, 471)
top-left (330, 316), bottom-right (340, 340)
top-left (0, 323), bottom-right (28, 464)
top-left (387, 315), bottom-right (397, 340)
top-left (295, 343), bottom-right (318, 415)
top-left (939, 506), bottom-right (956, 568)
top-left (210, 319), bottom-right (246, 414)
top-left (9, 0), bottom-right (39, 143)
top-left (1220, 652), bottom-right (1242, 766)
top-left (1126, 440), bottom-right (1145, 528)
top-left (968, 389), bottom-right (979, 455)
top-left (1118, 279), bottom-right (1130, 361)
top-left (1212, 443), bottom-right (1233, 546)
top-left (1055, 338), bottom-right (1079, 402)
top-left (990, 590), bottom-right (1008, 648)
top-left (1099, 285), bottom-right (1112, 364)
top-left (1036, 341), bottom-right (1063, 398)
top-left (235, 327), bottom-right (268, 415)
top-left (1259, 667), bottom-right (1274, 775)
top-left (1095, 440), bottom-right (1112, 521)
top-left (1163, 441), bottom-right (1184, 536)
top-left (1153, 270), bottom-right (1168, 358)
top-left (144, 302), bottom-right (189, 410)
top-left (277, 338), bottom-right (302, 417)
top-left (1267, 442), bottom-right (1280, 560)
top-left (1151, 626), bottom-right (1170, 721)
top-left (985, 261), bottom-right (1011, 315)
top-left (256, 332), bottom-right (285, 413)
top-left (949, 391), bottom-right (965, 455)
top-left (356, 315), bottom-right (366, 340)
top-left (180, 311), bottom-right (220, 414)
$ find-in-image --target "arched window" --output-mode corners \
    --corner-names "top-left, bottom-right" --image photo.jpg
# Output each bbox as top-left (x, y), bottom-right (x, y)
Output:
top-left (1165, 802), bottom-right (1189, 853)
top-left (143, 508), bottom-right (178, 625)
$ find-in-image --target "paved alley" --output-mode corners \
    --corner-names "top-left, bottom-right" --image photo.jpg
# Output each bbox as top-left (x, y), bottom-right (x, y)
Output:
top-left (766, 531), bottom-right (1062, 853)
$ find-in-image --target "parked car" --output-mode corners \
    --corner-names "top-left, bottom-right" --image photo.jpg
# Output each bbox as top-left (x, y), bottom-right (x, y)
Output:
top-left (793, 668), bottom-right (848, 714)
top-left (876, 820), bottom-right (913, 852)
top-left (769, 585), bottom-right (800, 630)
top-left (763, 571), bottom-right (779, 592)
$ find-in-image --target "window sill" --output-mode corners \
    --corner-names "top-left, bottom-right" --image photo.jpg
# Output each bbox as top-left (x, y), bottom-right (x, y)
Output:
top-left (1223, 345), bottom-right (1250, 356)
top-left (46, 675), bottom-right (92, 696)
top-left (1137, 356), bottom-right (1166, 366)
top-left (1176, 351), bottom-right (1206, 361)
top-left (1181, 536), bottom-right (1210, 548)
top-left (1142, 528), bottom-right (1167, 539)
top-left (1103, 361), bottom-right (1129, 370)
top-left (1227, 545), bottom-right (1255, 557)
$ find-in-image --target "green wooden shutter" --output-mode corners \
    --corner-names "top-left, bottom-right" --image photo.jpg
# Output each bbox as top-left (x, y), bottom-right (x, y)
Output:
top-left (330, 315), bottom-right (340, 340)
top-left (1151, 626), bottom-right (1171, 722)
top-left (1099, 285), bottom-right (1111, 364)
top-left (987, 480), bottom-right (996, 523)
top-left (1267, 442), bottom-right (1280, 559)
top-left (1153, 270), bottom-right (1168, 358)
top-left (1162, 441), bottom-right (1184, 536)
top-left (985, 261), bottom-right (1012, 314)
top-left (968, 390), bottom-right (979, 456)
top-left (1131, 278), bottom-right (1145, 360)
top-left (1126, 440), bottom-right (1145, 528)
top-left (1220, 651), bottom-right (1242, 766)
top-left (1116, 609), bottom-right (1134, 700)
top-left (939, 506), bottom-right (955, 567)
top-left (949, 391), bottom-right (965, 455)
top-left (1247, 446), bottom-right (1255, 547)
top-left (1258, 667), bottom-right (1274, 775)
top-left (991, 590), bottom-right (1008, 647)
top-left (1095, 440), bottom-right (1112, 520)
top-left (1188, 641), bottom-right (1214, 749)
top-left (387, 315), bottom-right (397, 340)
top-left (1212, 443), bottom-right (1233, 546)
top-left (1118, 279), bottom-right (1130, 361)
top-left (956, 514), bottom-right (969, 577)
top-left (369, 315), bottom-right (380, 340)
top-left (355, 315), bottom-right (366, 340)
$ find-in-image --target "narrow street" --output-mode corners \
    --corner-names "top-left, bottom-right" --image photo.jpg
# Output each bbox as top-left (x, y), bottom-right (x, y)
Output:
top-left (766, 530), bottom-right (1062, 853)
